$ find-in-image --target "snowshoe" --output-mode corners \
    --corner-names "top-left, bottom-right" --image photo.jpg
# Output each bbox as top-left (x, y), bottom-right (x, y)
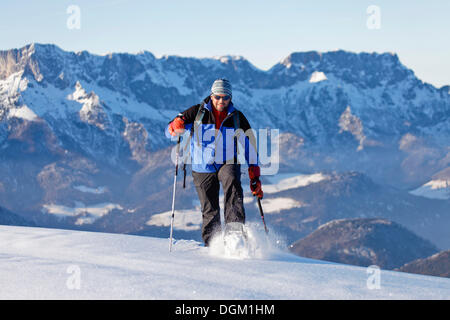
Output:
top-left (223, 222), bottom-right (249, 257)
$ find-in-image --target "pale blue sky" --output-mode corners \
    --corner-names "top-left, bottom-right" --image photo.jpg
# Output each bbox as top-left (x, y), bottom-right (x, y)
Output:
top-left (1, 0), bottom-right (449, 87)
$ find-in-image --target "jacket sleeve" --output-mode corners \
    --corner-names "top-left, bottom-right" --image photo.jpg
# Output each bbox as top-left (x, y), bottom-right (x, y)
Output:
top-left (179, 104), bottom-right (201, 125)
top-left (165, 104), bottom-right (200, 139)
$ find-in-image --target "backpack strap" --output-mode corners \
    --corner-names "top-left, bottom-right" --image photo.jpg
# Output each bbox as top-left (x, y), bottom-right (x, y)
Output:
top-left (233, 111), bottom-right (240, 159)
top-left (181, 103), bottom-right (206, 188)
top-left (233, 111), bottom-right (240, 130)
top-left (191, 103), bottom-right (206, 145)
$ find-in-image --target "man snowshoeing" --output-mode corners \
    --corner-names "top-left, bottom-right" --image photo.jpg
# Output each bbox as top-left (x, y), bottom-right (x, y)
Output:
top-left (166, 79), bottom-right (263, 246)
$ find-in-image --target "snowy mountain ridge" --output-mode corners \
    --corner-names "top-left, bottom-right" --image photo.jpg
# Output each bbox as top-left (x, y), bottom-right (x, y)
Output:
top-left (1, 43), bottom-right (448, 179)
top-left (1, 225), bottom-right (449, 300)
top-left (1, 43), bottom-right (449, 155)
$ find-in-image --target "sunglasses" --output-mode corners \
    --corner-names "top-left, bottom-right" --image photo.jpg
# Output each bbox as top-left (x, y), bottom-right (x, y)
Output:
top-left (213, 95), bottom-right (231, 101)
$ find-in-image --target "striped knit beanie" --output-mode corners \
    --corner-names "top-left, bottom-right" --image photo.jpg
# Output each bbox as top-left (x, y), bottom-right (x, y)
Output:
top-left (211, 78), bottom-right (232, 98)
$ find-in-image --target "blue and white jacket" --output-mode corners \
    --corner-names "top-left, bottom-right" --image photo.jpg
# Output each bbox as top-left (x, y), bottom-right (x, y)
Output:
top-left (165, 96), bottom-right (258, 173)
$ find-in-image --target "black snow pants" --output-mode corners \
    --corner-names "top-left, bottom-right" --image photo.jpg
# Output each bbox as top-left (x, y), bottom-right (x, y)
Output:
top-left (192, 164), bottom-right (245, 246)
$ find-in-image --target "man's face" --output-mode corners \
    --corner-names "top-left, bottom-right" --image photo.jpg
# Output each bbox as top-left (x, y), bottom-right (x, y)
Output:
top-left (211, 94), bottom-right (231, 112)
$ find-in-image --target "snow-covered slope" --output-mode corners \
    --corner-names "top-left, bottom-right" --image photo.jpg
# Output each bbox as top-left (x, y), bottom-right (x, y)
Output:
top-left (0, 225), bottom-right (449, 299)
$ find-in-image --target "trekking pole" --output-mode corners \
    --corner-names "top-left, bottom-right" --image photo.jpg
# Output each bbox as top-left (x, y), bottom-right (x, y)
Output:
top-left (182, 163), bottom-right (187, 189)
top-left (256, 197), bottom-right (269, 234)
top-left (169, 136), bottom-right (181, 252)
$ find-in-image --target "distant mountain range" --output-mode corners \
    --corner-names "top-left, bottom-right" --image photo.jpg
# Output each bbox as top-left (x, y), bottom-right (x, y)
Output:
top-left (0, 44), bottom-right (449, 261)
top-left (289, 218), bottom-right (438, 270)
top-left (1, 43), bottom-right (449, 183)
top-left (257, 171), bottom-right (450, 249)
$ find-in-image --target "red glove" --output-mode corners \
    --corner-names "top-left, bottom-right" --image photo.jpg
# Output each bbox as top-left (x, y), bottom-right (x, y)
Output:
top-left (168, 116), bottom-right (185, 136)
top-left (248, 166), bottom-right (263, 199)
